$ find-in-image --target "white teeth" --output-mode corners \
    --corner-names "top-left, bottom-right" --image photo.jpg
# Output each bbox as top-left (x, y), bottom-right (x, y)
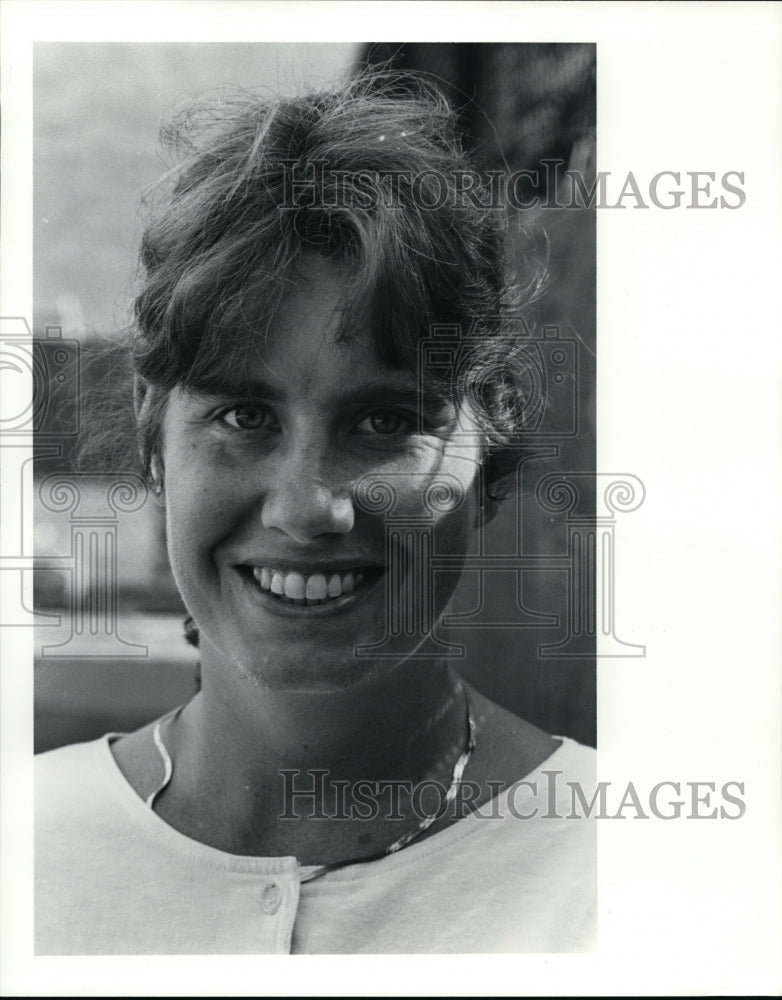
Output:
top-left (305, 574), bottom-right (327, 600)
top-left (251, 566), bottom-right (370, 603)
top-left (284, 572), bottom-right (306, 600)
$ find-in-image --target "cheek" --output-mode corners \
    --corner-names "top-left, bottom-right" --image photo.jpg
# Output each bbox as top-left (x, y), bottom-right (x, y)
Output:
top-left (430, 504), bottom-right (478, 610)
top-left (162, 464), bottom-right (237, 577)
top-left (163, 496), bottom-right (208, 588)
top-left (388, 493), bottom-right (478, 607)
top-left (357, 453), bottom-right (481, 519)
top-left (162, 428), bottom-right (240, 531)
top-left (370, 457), bottom-right (480, 562)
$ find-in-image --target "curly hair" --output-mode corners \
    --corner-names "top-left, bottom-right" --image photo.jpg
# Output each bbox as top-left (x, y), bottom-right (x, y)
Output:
top-left (132, 71), bottom-right (544, 498)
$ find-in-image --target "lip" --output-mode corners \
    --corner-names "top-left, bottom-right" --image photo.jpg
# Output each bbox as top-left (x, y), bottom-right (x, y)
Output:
top-left (233, 564), bottom-right (386, 618)
top-left (234, 558), bottom-right (384, 575)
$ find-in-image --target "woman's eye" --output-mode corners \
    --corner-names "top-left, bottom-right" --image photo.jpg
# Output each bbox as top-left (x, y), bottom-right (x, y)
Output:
top-left (355, 411), bottom-right (411, 436)
top-left (219, 405), bottom-right (272, 431)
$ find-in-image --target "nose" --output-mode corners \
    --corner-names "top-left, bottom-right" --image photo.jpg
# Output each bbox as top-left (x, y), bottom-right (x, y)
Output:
top-left (260, 440), bottom-right (354, 542)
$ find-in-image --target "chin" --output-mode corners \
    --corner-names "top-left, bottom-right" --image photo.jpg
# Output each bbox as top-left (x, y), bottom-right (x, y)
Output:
top-left (233, 647), bottom-right (397, 695)
top-left (193, 582), bottom-right (458, 695)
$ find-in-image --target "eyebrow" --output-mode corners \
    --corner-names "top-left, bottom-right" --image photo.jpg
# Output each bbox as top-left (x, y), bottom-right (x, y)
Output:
top-left (341, 382), bottom-right (454, 412)
top-left (191, 377), bottom-right (285, 403)
top-left (190, 378), bottom-right (454, 412)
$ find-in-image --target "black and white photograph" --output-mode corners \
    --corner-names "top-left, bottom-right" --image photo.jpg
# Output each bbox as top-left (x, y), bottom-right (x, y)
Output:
top-left (1, 1), bottom-right (780, 995)
top-left (32, 37), bottom-right (598, 955)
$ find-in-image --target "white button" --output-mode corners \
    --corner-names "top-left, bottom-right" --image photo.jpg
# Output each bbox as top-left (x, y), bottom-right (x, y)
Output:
top-left (262, 882), bottom-right (282, 915)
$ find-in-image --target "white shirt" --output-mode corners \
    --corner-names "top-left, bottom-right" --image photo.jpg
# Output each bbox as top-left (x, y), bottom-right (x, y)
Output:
top-left (35, 734), bottom-right (596, 954)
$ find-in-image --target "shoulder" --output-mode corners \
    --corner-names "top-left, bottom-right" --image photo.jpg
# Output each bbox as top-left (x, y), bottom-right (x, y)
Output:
top-left (442, 687), bottom-right (596, 881)
top-left (461, 734), bottom-right (597, 950)
top-left (36, 720), bottom-right (173, 846)
top-left (35, 737), bottom-right (130, 859)
top-left (35, 731), bottom-right (185, 954)
top-left (463, 684), bottom-right (593, 793)
top-left (337, 727), bottom-right (597, 953)
top-left (35, 739), bottom-right (124, 938)
top-left (453, 693), bottom-right (596, 871)
top-left (36, 737), bottom-right (111, 805)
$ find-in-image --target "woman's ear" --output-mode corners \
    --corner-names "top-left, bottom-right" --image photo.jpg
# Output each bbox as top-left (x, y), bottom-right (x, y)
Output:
top-left (149, 453), bottom-right (165, 505)
top-left (135, 377), bottom-right (168, 504)
top-left (474, 457), bottom-right (501, 528)
top-left (477, 493), bottom-right (501, 528)
top-left (472, 468), bottom-right (500, 529)
top-left (132, 372), bottom-right (151, 422)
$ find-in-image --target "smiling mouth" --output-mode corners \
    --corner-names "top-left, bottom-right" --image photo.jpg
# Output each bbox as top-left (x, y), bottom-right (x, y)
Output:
top-left (238, 565), bottom-right (384, 607)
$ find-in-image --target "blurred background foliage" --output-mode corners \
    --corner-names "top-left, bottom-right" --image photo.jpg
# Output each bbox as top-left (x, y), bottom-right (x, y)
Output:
top-left (34, 42), bottom-right (596, 751)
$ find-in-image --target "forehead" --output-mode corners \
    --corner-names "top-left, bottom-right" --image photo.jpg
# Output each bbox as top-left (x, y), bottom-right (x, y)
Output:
top-left (226, 255), bottom-right (420, 401)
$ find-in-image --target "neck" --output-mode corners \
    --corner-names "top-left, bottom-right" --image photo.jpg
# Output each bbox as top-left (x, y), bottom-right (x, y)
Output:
top-left (181, 643), bottom-right (467, 790)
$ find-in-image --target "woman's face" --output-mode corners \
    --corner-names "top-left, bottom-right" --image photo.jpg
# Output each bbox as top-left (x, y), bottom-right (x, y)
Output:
top-left (160, 256), bottom-right (485, 692)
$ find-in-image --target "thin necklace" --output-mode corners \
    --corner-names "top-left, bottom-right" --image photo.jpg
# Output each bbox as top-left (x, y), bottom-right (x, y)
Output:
top-left (301, 682), bottom-right (476, 882)
top-left (147, 684), bottom-right (477, 883)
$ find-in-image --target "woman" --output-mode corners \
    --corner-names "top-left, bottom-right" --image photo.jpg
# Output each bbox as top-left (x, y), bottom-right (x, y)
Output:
top-left (36, 73), bottom-right (596, 954)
